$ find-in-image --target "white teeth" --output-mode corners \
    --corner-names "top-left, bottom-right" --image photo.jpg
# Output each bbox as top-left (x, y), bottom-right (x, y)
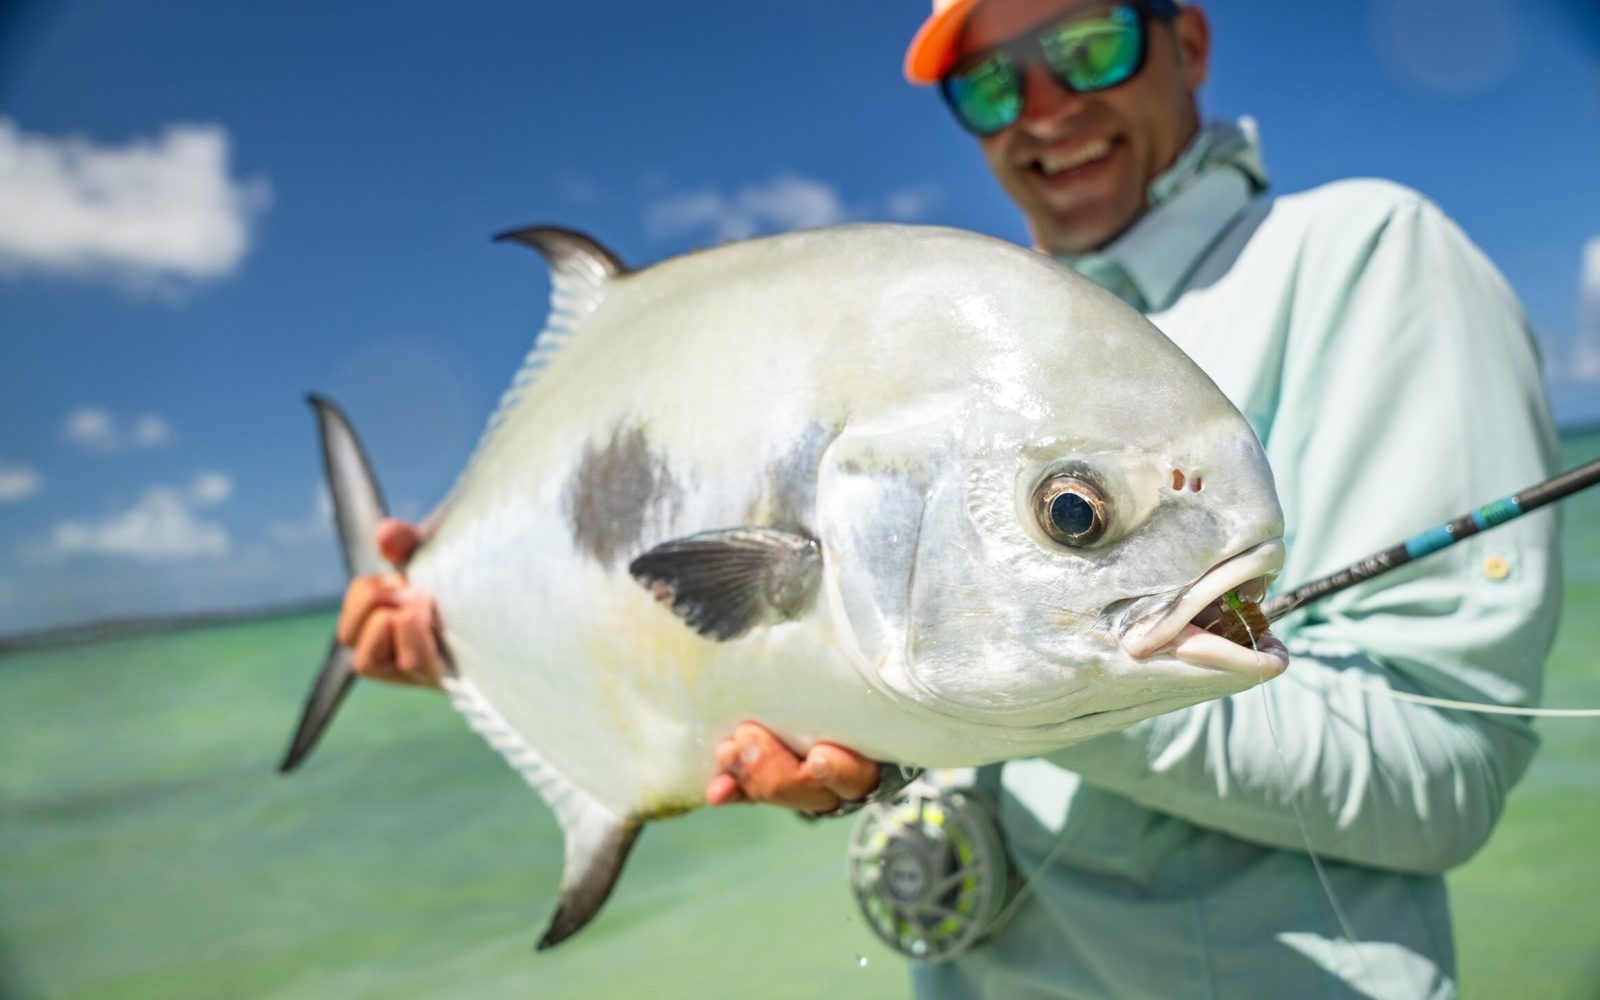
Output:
top-left (1036, 140), bottom-right (1112, 175)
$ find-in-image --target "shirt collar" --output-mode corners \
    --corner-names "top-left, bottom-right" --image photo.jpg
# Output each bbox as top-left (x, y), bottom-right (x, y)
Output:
top-left (1058, 118), bottom-right (1269, 313)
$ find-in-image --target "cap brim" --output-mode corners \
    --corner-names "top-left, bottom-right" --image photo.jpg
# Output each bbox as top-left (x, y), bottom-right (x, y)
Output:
top-left (904, 0), bottom-right (985, 84)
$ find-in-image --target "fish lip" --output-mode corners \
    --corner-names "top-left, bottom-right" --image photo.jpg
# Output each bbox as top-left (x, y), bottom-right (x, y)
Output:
top-left (1160, 623), bottom-right (1289, 679)
top-left (1119, 539), bottom-right (1286, 664)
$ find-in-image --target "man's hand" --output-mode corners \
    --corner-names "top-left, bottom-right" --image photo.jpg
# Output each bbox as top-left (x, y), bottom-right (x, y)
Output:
top-left (707, 721), bottom-right (879, 813)
top-left (336, 518), bottom-right (443, 687)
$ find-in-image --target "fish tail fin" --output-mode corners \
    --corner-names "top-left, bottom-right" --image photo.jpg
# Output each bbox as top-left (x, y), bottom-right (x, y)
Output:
top-left (441, 676), bottom-right (642, 948)
top-left (279, 394), bottom-right (390, 773)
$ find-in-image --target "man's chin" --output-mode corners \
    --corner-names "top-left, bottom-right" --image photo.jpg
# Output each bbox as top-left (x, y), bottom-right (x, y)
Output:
top-left (1029, 210), bottom-right (1134, 256)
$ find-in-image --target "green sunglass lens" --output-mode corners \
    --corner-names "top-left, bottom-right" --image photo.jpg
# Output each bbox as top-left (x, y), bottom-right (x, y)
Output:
top-left (1040, 6), bottom-right (1141, 92)
top-left (946, 55), bottom-right (1022, 135)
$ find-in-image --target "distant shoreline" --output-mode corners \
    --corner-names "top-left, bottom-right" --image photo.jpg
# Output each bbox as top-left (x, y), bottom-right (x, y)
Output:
top-left (0, 596), bottom-right (340, 654)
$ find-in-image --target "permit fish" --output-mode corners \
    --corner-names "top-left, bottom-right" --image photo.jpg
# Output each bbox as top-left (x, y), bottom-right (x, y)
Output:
top-left (281, 223), bottom-right (1288, 948)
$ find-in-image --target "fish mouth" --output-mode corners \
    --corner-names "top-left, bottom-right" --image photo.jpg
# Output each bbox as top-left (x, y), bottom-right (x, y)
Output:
top-left (1117, 540), bottom-right (1289, 678)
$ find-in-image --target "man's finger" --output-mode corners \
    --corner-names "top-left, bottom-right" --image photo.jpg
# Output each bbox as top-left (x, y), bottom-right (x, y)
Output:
top-left (352, 609), bottom-right (398, 678)
top-left (338, 575), bottom-right (396, 647)
top-left (376, 518), bottom-right (421, 567)
top-left (730, 723), bottom-right (838, 813)
top-left (392, 592), bottom-right (442, 685)
top-left (805, 743), bottom-right (881, 802)
top-left (713, 739), bottom-right (738, 775)
top-left (705, 773), bottom-right (747, 806)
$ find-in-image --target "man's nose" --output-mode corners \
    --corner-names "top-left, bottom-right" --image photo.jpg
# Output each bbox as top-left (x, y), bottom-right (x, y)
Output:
top-left (1017, 63), bottom-right (1086, 136)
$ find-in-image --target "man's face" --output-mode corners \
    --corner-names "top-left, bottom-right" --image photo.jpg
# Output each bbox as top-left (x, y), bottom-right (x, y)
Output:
top-left (957, 0), bottom-right (1209, 255)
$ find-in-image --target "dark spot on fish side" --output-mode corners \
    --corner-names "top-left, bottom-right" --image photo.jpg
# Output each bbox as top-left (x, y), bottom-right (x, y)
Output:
top-left (564, 424), bottom-right (683, 567)
top-left (745, 422), bottom-right (837, 530)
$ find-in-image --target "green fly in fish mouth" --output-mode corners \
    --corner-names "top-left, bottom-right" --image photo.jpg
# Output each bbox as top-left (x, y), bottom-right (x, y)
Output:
top-left (1115, 553), bottom-right (1288, 677)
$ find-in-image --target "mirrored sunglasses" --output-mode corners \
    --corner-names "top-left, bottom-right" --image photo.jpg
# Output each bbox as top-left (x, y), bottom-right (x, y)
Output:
top-left (940, 0), bottom-right (1179, 137)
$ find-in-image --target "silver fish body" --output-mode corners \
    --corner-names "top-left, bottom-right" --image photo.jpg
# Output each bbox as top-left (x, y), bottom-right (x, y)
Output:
top-left (286, 223), bottom-right (1287, 947)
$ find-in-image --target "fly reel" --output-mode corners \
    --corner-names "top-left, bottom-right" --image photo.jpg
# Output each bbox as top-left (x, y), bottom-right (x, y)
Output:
top-left (847, 779), bottom-right (1014, 962)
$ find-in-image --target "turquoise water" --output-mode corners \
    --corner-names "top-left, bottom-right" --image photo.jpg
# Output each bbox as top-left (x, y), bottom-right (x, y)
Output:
top-left (3, 431), bottom-right (1597, 999)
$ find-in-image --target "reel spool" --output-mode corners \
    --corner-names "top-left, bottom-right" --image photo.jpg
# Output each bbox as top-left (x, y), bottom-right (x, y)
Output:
top-left (847, 779), bottom-right (1013, 962)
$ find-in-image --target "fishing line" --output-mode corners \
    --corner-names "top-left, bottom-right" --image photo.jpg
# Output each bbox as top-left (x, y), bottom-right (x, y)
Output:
top-left (1236, 605), bottom-right (1375, 991)
top-left (1324, 676), bottom-right (1600, 717)
top-left (986, 607), bottom-right (1379, 984)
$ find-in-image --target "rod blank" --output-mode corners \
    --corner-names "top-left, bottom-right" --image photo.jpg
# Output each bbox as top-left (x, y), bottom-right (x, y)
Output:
top-left (1263, 456), bottom-right (1600, 623)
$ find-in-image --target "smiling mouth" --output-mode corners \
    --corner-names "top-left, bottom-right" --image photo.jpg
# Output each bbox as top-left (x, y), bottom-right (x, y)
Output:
top-left (1030, 138), bottom-right (1114, 178)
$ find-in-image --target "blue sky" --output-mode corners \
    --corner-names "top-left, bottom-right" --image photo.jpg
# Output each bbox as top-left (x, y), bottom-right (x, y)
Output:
top-left (1, 0), bottom-right (1597, 634)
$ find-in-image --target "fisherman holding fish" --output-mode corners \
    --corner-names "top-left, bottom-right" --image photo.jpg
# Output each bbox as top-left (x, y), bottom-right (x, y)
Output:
top-left (335, 0), bottom-right (1560, 996)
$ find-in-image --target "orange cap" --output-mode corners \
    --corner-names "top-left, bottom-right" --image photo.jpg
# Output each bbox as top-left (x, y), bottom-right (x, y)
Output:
top-left (904, 0), bottom-right (986, 85)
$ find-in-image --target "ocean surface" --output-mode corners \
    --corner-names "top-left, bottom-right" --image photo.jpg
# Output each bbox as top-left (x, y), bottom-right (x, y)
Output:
top-left (3, 430), bottom-right (1597, 1000)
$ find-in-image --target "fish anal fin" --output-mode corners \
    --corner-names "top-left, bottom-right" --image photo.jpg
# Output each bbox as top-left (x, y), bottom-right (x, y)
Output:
top-left (440, 676), bottom-right (645, 949)
top-left (538, 810), bottom-right (643, 950)
top-left (629, 527), bottom-right (821, 641)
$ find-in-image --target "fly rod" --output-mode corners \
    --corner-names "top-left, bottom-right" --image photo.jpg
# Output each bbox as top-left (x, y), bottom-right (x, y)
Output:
top-left (1263, 455), bottom-right (1600, 624)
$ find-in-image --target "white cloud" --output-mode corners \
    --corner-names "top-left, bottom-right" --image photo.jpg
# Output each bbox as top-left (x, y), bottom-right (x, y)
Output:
top-left (0, 118), bottom-right (270, 287)
top-left (0, 463), bottom-right (41, 502)
top-left (646, 174), bottom-right (848, 242)
top-left (189, 471), bottom-right (233, 507)
top-left (738, 176), bottom-right (848, 232)
top-left (132, 414), bottom-right (171, 447)
top-left (64, 407), bottom-right (117, 450)
top-left (556, 173), bottom-right (599, 205)
top-left (1575, 236), bottom-right (1600, 382)
top-left (63, 407), bottom-right (171, 452)
top-left (885, 185), bottom-right (940, 223)
top-left (39, 480), bottom-right (231, 562)
top-left (644, 174), bottom-right (943, 243)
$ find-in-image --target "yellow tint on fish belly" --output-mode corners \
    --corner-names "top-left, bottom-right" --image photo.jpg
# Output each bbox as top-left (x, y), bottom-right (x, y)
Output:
top-left (635, 794), bottom-right (699, 822)
top-left (576, 586), bottom-right (722, 787)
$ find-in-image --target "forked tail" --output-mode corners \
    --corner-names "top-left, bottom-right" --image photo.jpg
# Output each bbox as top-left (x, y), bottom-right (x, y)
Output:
top-left (278, 394), bottom-right (390, 772)
top-left (277, 231), bottom-right (652, 950)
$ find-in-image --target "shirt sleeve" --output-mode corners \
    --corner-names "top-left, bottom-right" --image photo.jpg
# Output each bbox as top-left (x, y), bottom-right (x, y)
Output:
top-left (1045, 190), bottom-right (1564, 874)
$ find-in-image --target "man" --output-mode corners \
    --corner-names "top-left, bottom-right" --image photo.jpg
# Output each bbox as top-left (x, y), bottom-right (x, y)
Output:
top-left (340, 0), bottom-right (1562, 995)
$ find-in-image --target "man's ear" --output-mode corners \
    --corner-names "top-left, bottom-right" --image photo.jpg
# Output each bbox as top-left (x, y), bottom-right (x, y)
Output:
top-left (1174, 6), bottom-right (1211, 91)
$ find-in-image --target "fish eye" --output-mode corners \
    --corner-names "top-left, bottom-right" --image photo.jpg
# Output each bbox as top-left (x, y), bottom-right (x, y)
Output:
top-left (1031, 474), bottom-right (1109, 547)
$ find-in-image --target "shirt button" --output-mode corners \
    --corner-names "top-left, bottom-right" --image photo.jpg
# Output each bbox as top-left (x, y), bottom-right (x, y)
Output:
top-left (1482, 554), bottom-right (1511, 581)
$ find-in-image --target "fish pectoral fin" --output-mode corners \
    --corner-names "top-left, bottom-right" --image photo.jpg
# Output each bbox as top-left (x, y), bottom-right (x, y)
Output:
top-left (629, 527), bottom-right (822, 641)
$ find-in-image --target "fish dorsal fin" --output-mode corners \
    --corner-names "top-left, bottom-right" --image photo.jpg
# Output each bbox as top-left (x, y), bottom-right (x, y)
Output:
top-left (496, 225), bottom-right (626, 331)
top-left (484, 226), bottom-right (629, 433)
top-left (629, 527), bottom-right (822, 641)
top-left (441, 675), bottom-right (642, 949)
top-left (433, 227), bottom-right (630, 522)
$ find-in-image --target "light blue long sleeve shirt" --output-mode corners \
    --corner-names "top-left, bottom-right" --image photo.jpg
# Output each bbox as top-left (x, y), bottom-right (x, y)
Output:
top-left (913, 127), bottom-right (1562, 1000)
